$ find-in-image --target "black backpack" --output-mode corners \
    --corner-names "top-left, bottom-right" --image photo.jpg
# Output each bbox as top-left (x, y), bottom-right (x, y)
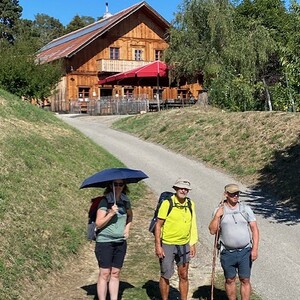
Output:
top-left (148, 191), bottom-right (192, 234)
top-left (87, 196), bottom-right (103, 241)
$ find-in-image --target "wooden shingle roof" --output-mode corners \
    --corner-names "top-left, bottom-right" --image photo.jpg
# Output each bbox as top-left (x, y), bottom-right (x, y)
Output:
top-left (36, 1), bottom-right (169, 64)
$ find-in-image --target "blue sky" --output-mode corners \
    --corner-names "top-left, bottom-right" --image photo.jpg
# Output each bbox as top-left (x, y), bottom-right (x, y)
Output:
top-left (18, 0), bottom-right (182, 25)
top-left (18, 0), bottom-right (298, 26)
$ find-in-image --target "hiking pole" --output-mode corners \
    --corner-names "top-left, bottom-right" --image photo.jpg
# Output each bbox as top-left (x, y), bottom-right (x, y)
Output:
top-left (210, 199), bottom-right (224, 300)
top-left (210, 221), bottom-right (220, 300)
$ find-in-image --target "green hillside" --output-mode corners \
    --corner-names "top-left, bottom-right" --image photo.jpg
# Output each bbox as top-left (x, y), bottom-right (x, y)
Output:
top-left (113, 106), bottom-right (300, 212)
top-left (0, 89), bottom-right (145, 299)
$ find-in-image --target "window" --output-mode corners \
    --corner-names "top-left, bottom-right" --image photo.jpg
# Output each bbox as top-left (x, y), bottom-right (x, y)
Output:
top-left (155, 50), bottom-right (164, 61)
top-left (78, 87), bottom-right (90, 100)
top-left (134, 49), bottom-right (143, 61)
top-left (110, 47), bottom-right (120, 60)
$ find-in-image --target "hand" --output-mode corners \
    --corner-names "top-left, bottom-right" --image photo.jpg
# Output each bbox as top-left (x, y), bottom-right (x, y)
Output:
top-left (215, 206), bottom-right (224, 218)
top-left (155, 245), bottom-right (165, 258)
top-left (124, 230), bottom-right (129, 239)
top-left (251, 248), bottom-right (258, 261)
top-left (190, 245), bottom-right (196, 258)
top-left (109, 204), bottom-right (118, 215)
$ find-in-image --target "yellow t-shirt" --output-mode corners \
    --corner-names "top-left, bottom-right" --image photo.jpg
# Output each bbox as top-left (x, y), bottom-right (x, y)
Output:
top-left (157, 195), bottom-right (198, 246)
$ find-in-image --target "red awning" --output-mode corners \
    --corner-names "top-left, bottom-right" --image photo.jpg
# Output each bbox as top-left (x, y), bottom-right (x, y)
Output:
top-left (98, 61), bottom-right (170, 86)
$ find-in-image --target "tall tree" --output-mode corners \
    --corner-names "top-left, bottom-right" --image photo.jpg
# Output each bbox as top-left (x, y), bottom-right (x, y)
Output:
top-left (64, 15), bottom-right (96, 34)
top-left (32, 13), bottom-right (64, 45)
top-left (0, 0), bottom-right (22, 43)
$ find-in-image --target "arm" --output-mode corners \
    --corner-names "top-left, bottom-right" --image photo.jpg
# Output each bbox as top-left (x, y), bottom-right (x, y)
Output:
top-left (189, 201), bottom-right (198, 257)
top-left (249, 221), bottom-right (259, 261)
top-left (154, 218), bottom-right (165, 258)
top-left (124, 208), bottom-right (133, 239)
top-left (95, 204), bottom-right (118, 229)
top-left (208, 206), bottom-right (224, 235)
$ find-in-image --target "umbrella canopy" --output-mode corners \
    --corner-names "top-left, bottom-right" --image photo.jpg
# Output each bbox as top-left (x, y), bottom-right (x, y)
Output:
top-left (98, 61), bottom-right (170, 86)
top-left (80, 167), bottom-right (148, 189)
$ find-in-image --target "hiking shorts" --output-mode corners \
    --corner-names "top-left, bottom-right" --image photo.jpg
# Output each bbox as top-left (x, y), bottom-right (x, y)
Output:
top-left (95, 240), bottom-right (127, 269)
top-left (160, 243), bottom-right (190, 279)
top-left (220, 247), bottom-right (252, 279)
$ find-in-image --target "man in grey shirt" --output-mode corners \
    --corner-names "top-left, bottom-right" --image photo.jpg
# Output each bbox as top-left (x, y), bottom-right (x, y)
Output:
top-left (209, 184), bottom-right (259, 300)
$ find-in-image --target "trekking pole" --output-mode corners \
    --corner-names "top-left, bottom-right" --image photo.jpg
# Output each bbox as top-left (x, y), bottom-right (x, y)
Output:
top-left (210, 199), bottom-right (223, 300)
top-left (210, 220), bottom-right (220, 300)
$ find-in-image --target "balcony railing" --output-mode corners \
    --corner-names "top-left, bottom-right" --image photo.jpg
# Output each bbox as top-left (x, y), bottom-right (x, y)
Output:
top-left (97, 59), bottom-right (152, 73)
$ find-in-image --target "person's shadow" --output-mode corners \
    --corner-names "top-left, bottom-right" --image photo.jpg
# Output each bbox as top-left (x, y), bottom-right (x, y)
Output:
top-left (82, 280), bottom-right (228, 299)
top-left (142, 280), bottom-right (179, 299)
top-left (81, 281), bottom-right (135, 299)
top-left (192, 285), bottom-right (228, 299)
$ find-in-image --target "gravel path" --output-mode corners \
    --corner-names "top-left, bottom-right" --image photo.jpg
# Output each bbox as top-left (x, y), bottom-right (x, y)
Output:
top-left (53, 114), bottom-right (300, 300)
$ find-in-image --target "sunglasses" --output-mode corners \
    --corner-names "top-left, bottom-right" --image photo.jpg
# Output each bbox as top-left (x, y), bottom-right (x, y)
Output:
top-left (178, 187), bottom-right (189, 192)
top-left (113, 182), bottom-right (125, 187)
top-left (227, 192), bottom-right (240, 197)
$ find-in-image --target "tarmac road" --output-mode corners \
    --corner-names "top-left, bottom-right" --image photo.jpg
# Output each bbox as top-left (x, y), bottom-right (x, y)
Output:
top-left (58, 114), bottom-right (300, 300)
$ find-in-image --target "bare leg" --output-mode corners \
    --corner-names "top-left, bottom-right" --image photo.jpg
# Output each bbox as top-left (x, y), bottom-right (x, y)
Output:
top-left (108, 267), bottom-right (121, 300)
top-left (97, 268), bottom-right (110, 300)
top-left (159, 276), bottom-right (170, 300)
top-left (177, 263), bottom-right (189, 300)
top-left (240, 277), bottom-right (251, 300)
top-left (225, 277), bottom-right (237, 300)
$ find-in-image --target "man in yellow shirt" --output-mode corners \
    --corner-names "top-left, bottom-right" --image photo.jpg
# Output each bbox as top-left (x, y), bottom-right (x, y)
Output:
top-left (155, 178), bottom-right (198, 300)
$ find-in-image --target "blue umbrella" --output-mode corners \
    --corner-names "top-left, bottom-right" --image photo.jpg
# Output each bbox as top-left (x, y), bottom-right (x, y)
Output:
top-left (80, 167), bottom-right (148, 189)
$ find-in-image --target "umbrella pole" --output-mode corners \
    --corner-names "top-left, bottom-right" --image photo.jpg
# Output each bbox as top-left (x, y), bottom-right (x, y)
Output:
top-left (113, 184), bottom-right (116, 204)
top-left (156, 75), bottom-right (160, 111)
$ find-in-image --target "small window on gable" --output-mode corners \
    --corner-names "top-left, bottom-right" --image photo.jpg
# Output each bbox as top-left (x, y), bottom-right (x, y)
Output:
top-left (155, 50), bottom-right (164, 61)
top-left (110, 47), bottom-right (120, 60)
top-left (134, 49), bottom-right (143, 61)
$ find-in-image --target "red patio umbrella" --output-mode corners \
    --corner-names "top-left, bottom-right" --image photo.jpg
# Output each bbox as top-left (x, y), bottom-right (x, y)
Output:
top-left (99, 61), bottom-right (170, 110)
top-left (98, 61), bottom-right (170, 87)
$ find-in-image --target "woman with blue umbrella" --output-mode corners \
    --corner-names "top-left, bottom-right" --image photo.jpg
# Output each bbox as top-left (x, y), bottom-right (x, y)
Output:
top-left (95, 179), bottom-right (132, 300)
top-left (81, 168), bottom-right (148, 300)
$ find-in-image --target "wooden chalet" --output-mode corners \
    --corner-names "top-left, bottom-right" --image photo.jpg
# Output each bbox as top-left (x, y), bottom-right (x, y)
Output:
top-left (37, 1), bottom-right (203, 113)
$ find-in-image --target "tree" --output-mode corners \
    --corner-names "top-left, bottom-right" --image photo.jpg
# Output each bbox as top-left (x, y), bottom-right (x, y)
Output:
top-left (64, 15), bottom-right (96, 34)
top-left (0, 39), bottom-right (63, 99)
top-left (165, 0), bottom-right (288, 111)
top-left (0, 0), bottom-right (22, 43)
top-left (32, 13), bottom-right (64, 45)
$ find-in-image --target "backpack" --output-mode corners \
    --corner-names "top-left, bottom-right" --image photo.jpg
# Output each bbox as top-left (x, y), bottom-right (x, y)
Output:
top-left (87, 196), bottom-right (103, 241)
top-left (148, 191), bottom-right (192, 234)
top-left (218, 202), bottom-right (252, 249)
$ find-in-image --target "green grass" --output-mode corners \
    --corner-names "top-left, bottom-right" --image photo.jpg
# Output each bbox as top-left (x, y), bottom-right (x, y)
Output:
top-left (0, 89), bottom-right (147, 299)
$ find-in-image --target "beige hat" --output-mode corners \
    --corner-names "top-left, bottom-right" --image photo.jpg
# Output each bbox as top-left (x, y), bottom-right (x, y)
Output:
top-left (224, 183), bottom-right (240, 193)
top-left (173, 178), bottom-right (192, 190)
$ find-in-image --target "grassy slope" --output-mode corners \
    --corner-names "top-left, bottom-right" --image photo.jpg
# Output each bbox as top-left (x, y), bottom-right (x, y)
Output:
top-left (112, 106), bottom-right (300, 211)
top-left (0, 90), bottom-right (147, 299)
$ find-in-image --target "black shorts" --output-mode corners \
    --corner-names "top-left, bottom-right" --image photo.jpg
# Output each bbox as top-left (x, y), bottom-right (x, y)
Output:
top-left (95, 241), bottom-right (127, 269)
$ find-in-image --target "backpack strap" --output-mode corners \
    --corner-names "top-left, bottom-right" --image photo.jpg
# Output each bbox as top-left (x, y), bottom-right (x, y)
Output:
top-left (166, 196), bottom-right (192, 217)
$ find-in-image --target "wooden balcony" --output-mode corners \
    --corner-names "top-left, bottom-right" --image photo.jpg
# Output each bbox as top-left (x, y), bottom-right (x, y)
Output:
top-left (97, 59), bottom-right (152, 73)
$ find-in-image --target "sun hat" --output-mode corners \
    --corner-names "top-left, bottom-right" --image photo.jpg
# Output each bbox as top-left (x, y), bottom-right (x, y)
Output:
top-left (172, 178), bottom-right (192, 190)
top-left (224, 183), bottom-right (240, 193)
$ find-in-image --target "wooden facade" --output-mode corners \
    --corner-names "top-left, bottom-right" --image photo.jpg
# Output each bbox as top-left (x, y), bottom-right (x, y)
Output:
top-left (37, 2), bottom-right (202, 113)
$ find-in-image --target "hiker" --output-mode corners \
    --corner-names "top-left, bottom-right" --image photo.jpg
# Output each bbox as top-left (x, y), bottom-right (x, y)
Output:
top-left (155, 178), bottom-right (198, 300)
top-left (208, 184), bottom-right (259, 300)
top-left (94, 179), bottom-right (133, 300)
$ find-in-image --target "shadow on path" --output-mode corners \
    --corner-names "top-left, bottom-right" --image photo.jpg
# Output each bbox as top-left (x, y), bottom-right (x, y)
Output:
top-left (247, 138), bottom-right (300, 225)
top-left (81, 281), bottom-right (134, 300)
